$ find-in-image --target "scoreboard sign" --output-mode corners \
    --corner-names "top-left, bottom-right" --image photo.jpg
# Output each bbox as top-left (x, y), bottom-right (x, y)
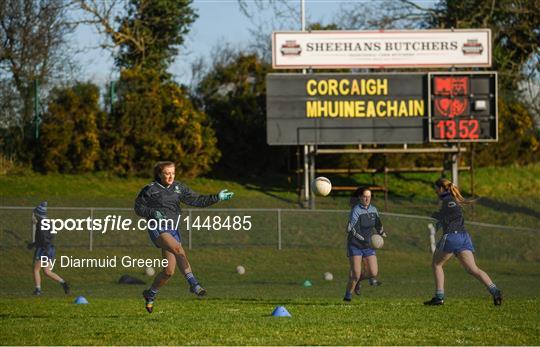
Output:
top-left (266, 72), bottom-right (497, 145)
top-left (429, 72), bottom-right (497, 142)
top-left (267, 73), bottom-right (428, 145)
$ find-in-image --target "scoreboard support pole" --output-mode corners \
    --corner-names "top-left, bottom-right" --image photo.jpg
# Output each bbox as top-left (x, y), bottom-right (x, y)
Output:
top-left (451, 145), bottom-right (460, 187)
top-left (302, 145), bottom-right (316, 209)
top-left (309, 145), bottom-right (316, 209)
top-left (303, 145), bottom-right (310, 207)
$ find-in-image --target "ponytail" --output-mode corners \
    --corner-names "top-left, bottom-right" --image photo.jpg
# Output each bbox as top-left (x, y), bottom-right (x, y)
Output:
top-left (435, 178), bottom-right (472, 205)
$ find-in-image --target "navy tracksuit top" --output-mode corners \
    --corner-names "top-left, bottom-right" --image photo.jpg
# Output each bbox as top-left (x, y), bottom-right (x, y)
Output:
top-left (134, 180), bottom-right (219, 224)
top-left (431, 192), bottom-right (467, 233)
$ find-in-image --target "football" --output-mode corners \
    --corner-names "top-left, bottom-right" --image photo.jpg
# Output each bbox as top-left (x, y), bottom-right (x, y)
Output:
top-left (145, 266), bottom-right (155, 276)
top-left (311, 177), bottom-right (332, 196)
top-left (371, 234), bottom-right (384, 249)
top-left (236, 265), bottom-right (246, 275)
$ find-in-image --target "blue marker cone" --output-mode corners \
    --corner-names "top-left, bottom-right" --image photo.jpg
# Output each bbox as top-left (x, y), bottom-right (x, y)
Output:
top-left (303, 280), bottom-right (312, 287)
top-left (271, 305), bottom-right (291, 317)
top-left (74, 296), bottom-right (88, 304)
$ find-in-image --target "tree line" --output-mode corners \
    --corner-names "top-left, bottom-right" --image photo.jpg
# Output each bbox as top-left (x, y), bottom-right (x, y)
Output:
top-left (0, 0), bottom-right (538, 177)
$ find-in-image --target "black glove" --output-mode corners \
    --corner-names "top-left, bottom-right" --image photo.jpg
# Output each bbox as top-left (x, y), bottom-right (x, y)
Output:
top-left (27, 242), bottom-right (35, 250)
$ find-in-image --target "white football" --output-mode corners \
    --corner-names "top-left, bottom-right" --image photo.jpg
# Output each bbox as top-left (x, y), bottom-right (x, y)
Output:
top-left (371, 234), bottom-right (384, 249)
top-left (323, 272), bottom-right (333, 281)
top-left (145, 266), bottom-right (155, 276)
top-left (236, 265), bottom-right (246, 275)
top-left (312, 177), bottom-right (332, 196)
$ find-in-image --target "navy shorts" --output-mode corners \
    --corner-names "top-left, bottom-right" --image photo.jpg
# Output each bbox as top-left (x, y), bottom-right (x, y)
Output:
top-left (347, 242), bottom-right (376, 258)
top-left (148, 228), bottom-right (182, 248)
top-left (34, 245), bottom-right (56, 261)
top-left (437, 231), bottom-right (475, 254)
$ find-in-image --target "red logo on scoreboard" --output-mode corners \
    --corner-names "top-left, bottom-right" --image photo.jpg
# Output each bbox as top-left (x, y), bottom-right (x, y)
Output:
top-left (433, 76), bottom-right (469, 118)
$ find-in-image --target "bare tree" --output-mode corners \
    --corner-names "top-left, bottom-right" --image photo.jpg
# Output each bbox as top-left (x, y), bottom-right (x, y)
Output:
top-left (238, 0), bottom-right (301, 29)
top-left (336, 0), bottom-right (430, 30)
top-left (75, 0), bottom-right (143, 56)
top-left (0, 0), bottom-right (76, 130)
top-left (237, 0), bottom-right (309, 62)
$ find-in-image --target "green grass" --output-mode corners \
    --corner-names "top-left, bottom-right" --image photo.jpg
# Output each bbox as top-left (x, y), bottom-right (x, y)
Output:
top-left (1, 166), bottom-right (539, 344)
top-left (0, 248), bottom-right (539, 345)
top-left (2, 298), bottom-right (538, 345)
top-left (1, 165), bottom-right (539, 229)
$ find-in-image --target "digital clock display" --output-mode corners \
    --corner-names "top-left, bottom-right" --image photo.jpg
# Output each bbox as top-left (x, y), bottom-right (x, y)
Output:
top-left (429, 73), bottom-right (497, 142)
top-left (434, 119), bottom-right (479, 139)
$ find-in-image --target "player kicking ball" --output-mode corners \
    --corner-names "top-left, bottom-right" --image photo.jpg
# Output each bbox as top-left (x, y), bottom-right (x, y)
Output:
top-left (135, 161), bottom-right (233, 313)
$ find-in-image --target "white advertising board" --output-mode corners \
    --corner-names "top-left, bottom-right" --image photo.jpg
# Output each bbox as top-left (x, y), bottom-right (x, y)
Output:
top-left (272, 29), bottom-right (491, 69)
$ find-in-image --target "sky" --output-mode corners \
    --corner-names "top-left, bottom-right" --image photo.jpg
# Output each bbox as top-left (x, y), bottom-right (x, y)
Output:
top-left (72, 0), bottom-right (352, 86)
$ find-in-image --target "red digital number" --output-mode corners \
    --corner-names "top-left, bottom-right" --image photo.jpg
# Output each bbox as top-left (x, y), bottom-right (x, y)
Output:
top-left (436, 119), bottom-right (480, 140)
top-left (436, 120), bottom-right (445, 138)
top-left (446, 120), bottom-right (456, 138)
top-left (467, 119), bottom-right (479, 139)
top-left (458, 119), bottom-right (480, 139)
top-left (459, 120), bottom-right (469, 138)
top-left (436, 120), bottom-right (456, 139)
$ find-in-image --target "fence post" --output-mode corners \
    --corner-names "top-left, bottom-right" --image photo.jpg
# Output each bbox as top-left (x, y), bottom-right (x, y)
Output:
top-left (428, 223), bottom-right (436, 254)
top-left (188, 209), bottom-right (192, 250)
top-left (277, 208), bottom-right (282, 250)
top-left (89, 208), bottom-right (94, 251)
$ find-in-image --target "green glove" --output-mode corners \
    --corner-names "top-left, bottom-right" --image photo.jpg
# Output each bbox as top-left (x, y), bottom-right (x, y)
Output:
top-left (154, 211), bottom-right (166, 220)
top-left (218, 189), bottom-right (234, 201)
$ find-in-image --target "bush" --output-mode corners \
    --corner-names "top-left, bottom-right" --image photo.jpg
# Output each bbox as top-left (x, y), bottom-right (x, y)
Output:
top-left (475, 98), bottom-right (539, 165)
top-left (101, 68), bottom-right (220, 177)
top-left (37, 82), bottom-right (102, 173)
top-left (197, 53), bottom-right (288, 175)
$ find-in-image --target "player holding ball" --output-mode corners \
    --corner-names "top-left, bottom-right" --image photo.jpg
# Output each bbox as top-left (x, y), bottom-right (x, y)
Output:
top-left (344, 187), bottom-right (387, 302)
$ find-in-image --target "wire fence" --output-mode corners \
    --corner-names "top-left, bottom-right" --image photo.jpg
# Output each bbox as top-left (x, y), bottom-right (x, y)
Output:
top-left (1, 206), bottom-right (538, 260)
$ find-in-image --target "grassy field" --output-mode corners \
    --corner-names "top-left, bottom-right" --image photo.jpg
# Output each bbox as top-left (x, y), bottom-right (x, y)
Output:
top-left (0, 165), bottom-right (539, 345)
top-left (1, 248), bottom-right (539, 345)
top-left (1, 164), bottom-right (539, 226)
top-left (2, 297), bottom-right (538, 345)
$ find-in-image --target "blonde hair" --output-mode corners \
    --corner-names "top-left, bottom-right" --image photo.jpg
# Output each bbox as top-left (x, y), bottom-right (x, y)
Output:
top-left (435, 178), bottom-right (472, 205)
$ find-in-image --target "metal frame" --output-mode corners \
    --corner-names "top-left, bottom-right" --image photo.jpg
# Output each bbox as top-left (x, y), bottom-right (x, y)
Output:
top-left (300, 144), bottom-right (467, 207)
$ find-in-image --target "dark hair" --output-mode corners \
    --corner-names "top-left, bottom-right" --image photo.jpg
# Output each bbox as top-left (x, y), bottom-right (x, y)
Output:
top-left (349, 186), bottom-right (371, 207)
top-left (153, 161), bottom-right (175, 181)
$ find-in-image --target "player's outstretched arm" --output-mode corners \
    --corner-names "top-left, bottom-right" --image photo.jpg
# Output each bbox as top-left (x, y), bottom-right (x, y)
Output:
top-left (179, 184), bottom-right (233, 207)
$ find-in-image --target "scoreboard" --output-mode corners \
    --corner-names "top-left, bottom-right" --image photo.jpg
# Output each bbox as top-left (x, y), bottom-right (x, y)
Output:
top-left (429, 72), bottom-right (497, 142)
top-left (266, 72), bottom-right (498, 145)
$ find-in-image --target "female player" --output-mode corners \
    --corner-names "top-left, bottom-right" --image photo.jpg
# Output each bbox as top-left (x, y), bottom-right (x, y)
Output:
top-left (135, 161), bottom-right (234, 313)
top-left (28, 202), bottom-right (70, 295)
top-left (424, 178), bottom-right (502, 306)
top-left (344, 187), bottom-right (386, 301)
